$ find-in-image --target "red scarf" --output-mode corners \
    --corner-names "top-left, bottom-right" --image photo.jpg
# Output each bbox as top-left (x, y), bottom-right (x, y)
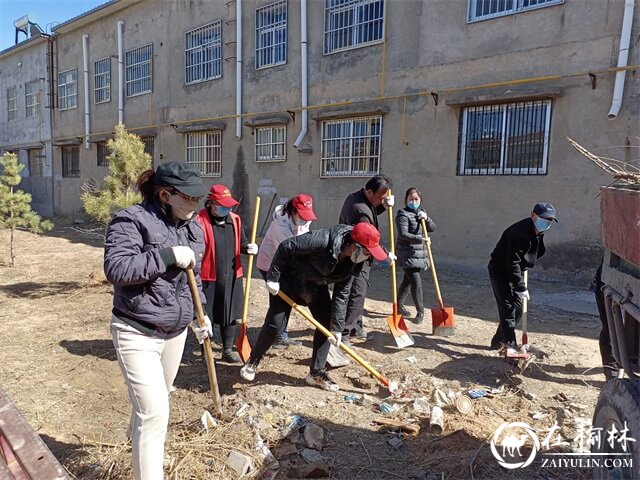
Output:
top-left (195, 209), bottom-right (243, 282)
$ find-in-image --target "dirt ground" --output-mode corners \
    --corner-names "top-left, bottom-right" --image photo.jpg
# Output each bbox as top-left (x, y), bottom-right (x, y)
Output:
top-left (0, 222), bottom-right (605, 479)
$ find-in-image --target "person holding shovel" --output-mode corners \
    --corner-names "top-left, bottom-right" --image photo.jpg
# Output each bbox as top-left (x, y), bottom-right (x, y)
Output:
top-left (488, 202), bottom-right (558, 355)
top-left (396, 187), bottom-right (436, 324)
top-left (240, 222), bottom-right (389, 391)
top-left (105, 161), bottom-right (213, 480)
top-left (256, 193), bottom-right (318, 349)
top-left (195, 184), bottom-right (258, 364)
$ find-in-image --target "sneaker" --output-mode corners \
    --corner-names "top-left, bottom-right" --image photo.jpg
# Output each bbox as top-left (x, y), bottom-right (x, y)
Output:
top-left (222, 350), bottom-right (242, 364)
top-left (240, 361), bottom-right (258, 381)
top-left (352, 329), bottom-right (374, 341)
top-left (414, 310), bottom-right (424, 324)
top-left (272, 337), bottom-right (303, 350)
top-left (305, 370), bottom-right (339, 392)
top-left (398, 305), bottom-right (410, 316)
top-left (490, 332), bottom-right (505, 350)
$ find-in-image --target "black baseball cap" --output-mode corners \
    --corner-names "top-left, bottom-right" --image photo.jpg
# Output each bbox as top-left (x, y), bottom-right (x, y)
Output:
top-left (533, 202), bottom-right (558, 222)
top-left (155, 161), bottom-right (208, 198)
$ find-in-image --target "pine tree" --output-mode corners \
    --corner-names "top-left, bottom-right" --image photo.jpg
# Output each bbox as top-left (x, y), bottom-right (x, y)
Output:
top-left (0, 152), bottom-right (53, 267)
top-left (81, 123), bottom-right (152, 224)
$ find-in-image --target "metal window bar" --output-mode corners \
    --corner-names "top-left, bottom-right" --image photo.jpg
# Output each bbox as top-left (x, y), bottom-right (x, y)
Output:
top-left (255, 126), bottom-right (286, 161)
top-left (186, 131), bottom-right (222, 177)
top-left (321, 116), bottom-right (381, 177)
top-left (58, 69), bottom-right (77, 110)
top-left (28, 148), bottom-right (44, 176)
top-left (141, 136), bottom-right (154, 162)
top-left (324, 0), bottom-right (384, 54)
top-left (469, 0), bottom-right (562, 21)
top-left (25, 81), bottom-right (40, 117)
top-left (94, 58), bottom-right (111, 104)
top-left (185, 21), bottom-right (222, 84)
top-left (62, 146), bottom-right (80, 177)
top-left (97, 142), bottom-right (109, 167)
top-left (126, 44), bottom-right (152, 97)
top-left (7, 87), bottom-right (17, 121)
top-left (256, 1), bottom-right (287, 69)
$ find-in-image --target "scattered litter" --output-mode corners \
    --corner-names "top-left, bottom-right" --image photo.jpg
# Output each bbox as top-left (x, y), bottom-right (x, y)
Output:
top-left (255, 432), bottom-right (279, 469)
top-left (430, 406), bottom-right (444, 434)
top-left (523, 391), bottom-right (537, 401)
top-left (432, 388), bottom-right (456, 407)
top-left (315, 401), bottom-right (326, 408)
top-left (345, 370), bottom-right (360, 380)
top-left (343, 394), bottom-right (360, 404)
top-left (405, 356), bottom-right (418, 364)
top-left (303, 423), bottom-right (325, 450)
top-left (379, 402), bottom-right (401, 415)
top-left (530, 411), bottom-right (548, 420)
top-left (468, 386), bottom-right (505, 399)
top-left (234, 403), bottom-right (250, 418)
top-left (300, 448), bottom-right (325, 464)
top-left (553, 392), bottom-right (570, 402)
top-left (280, 414), bottom-right (307, 439)
top-left (227, 451), bottom-right (253, 476)
top-left (455, 396), bottom-right (472, 415)
top-left (387, 435), bottom-right (404, 450)
top-left (200, 410), bottom-right (218, 430)
top-left (356, 394), bottom-right (377, 406)
top-left (413, 396), bottom-right (430, 414)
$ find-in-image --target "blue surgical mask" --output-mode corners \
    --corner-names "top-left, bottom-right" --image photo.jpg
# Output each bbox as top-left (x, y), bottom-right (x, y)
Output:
top-left (407, 201), bottom-right (420, 210)
top-left (214, 206), bottom-right (232, 217)
top-left (534, 218), bottom-right (552, 232)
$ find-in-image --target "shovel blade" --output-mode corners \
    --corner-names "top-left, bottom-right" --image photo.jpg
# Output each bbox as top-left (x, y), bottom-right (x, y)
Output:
top-left (235, 323), bottom-right (252, 363)
top-left (431, 306), bottom-right (456, 336)
top-left (386, 314), bottom-right (415, 348)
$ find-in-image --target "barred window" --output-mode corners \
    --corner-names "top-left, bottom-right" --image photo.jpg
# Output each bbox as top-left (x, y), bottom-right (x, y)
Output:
top-left (126, 44), bottom-right (152, 97)
top-left (324, 0), bottom-right (384, 55)
top-left (94, 58), bottom-right (111, 104)
top-left (186, 131), bottom-right (221, 177)
top-left (468, 0), bottom-right (563, 22)
top-left (255, 125), bottom-right (286, 162)
top-left (62, 146), bottom-right (80, 177)
top-left (321, 116), bottom-right (381, 177)
top-left (141, 136), bottom-right (154, 162)
top-left (97, 141), bottom-right (109, 167)
top-left (58, 69), bottom-right (78, 110)
top-left (457, 99), bottom-right (552, 175)
top-left (185, 22), bottom-right (222, 84)
top-left (256, 1), bottom-right (287, 69)
top-left (25, 81), bottom-right (40, 117)
top-left (7, 87), bottom-right (17, 121)
top-left (28, 148), bottom-right (44, 176)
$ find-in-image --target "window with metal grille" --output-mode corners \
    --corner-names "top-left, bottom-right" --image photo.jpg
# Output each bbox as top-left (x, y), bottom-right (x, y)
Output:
top-left (126, 44), bottom-right (152, 97)
top-left (468, 0), bottom-right (563, 21)
top-left (58, 69), bottom-right (78, 110)
top-left (141, 136), bottom-right (154, 162)
top-left (321, 116), bottom-right (381, 177)
top-left (25, 81), bottom-right (40, 117)
top-left (97, 141), bottom-right (109, 167)
top-left (324, 0), bottom-right (384, 55)
top-left (457, 99), bottom-right (552, 175)
top-left (62, 146), bottom-right (80, 177)
top-left (7, 87), bottom-right (17, 121)
top-left (186, 131), bottom-right (221, 177)
top-left (28, 148), bottom-right (44, 176)
top-left (255, 125), bottom-right (286, 162)
top-left (256, 1), bottom-right (287, 69)
top-left (94, 58), bottom-right (111, 103)
top-left (185, 22), bottom-right (222, 84)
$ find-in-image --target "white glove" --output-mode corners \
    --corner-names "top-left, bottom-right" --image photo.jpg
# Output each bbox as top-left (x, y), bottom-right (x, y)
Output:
top-left (246, 243), bottom-right (258, 255)
top-left (266, 280), bottom-right (280, 296)
top-left (383, 194), bottom-right (395, 208)
top-left (171, 246), bottom-right (196, 269)
top-left (329, 331), bottom-right (342, 348)
top-left (417, 211), bottom-right (428, 220)
top-left (190, 315), bottom-right (213, 344)
top-left (387, 251), bottom-right (397, 263)
top-left (515, 289), bottom-right (530, 301)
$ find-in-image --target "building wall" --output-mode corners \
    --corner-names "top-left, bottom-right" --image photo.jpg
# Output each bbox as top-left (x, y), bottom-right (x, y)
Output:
top-left (46, 0), bottom-right (639, 272)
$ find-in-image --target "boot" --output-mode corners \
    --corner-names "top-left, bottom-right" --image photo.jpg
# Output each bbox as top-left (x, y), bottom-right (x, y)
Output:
top-left (398, 304), bottom-right (410, 316)
top-left (414, 308), bottom-right (424, 324)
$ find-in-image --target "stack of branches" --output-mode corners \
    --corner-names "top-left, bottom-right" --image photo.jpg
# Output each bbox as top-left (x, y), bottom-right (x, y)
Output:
top-left (568, 137), bottom-right (640, 184)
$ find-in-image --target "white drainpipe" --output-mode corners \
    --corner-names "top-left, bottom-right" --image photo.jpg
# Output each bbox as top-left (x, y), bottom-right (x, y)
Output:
top-left (82, 34), bottom-right (90, 149)
top-left (117, 20), bottom-right (124, 124)
top-left (236, 0), bottom-right (242, 139)
top-left (608, 0), bottom-right (635, 120)
top-left (293, 0), bottom-right (308, 148)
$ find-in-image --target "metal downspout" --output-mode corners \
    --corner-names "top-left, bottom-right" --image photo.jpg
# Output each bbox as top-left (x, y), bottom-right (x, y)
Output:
top-left (608, 0), bottom-right (635, 120)
top-left (293, 0), bottom-right (308, 148)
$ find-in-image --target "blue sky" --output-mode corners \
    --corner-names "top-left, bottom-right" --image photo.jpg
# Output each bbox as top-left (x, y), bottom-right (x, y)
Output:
top-left (0, 0), bottom-right (105, 51)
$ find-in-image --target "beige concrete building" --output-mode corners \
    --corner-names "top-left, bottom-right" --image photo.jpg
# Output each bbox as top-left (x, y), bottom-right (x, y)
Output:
top-left (3, 0), bottom-right (638, 272)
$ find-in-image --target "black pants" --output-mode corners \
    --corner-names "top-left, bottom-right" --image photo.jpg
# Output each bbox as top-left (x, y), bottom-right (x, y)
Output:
top-left (259, 269), bottom-right (289, 342)
top-left (250, 286), bottom-right (332, 373)
top-left (398, 267), bottom-right (424, 312)
top-left (343, 263), bottom-right (370, 336)
top-left (593, 263), bottom-right (616, 374)
top-left (489, 267), bottom-right (522, 344)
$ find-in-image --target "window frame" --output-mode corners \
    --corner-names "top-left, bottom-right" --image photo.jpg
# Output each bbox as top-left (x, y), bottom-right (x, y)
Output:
top-left (185, 131), bottom-right (222, 178)
top-left (255, 0), bottom-right (288, 70)
top-left (62, 146), bottom-right (81, 178)
top-left (28, 148), bottom-right (44, 177)
top-left (255, 125), bottom-right (286, 162)
top-left (94, 58), bottom-right (111, 104)
top-left (467, 0), bottom-right (564, 22)
top-left (141, 136), bottom-right (155, 162)
top-left (7, 87), bottom-right (17, 121)
top-left (97, 141), bottom-right (109, 167)
top-left (185, 21), bottom-right (223, 85)
top-left (58, 68), bottom-right (78, 111)
top-left (323, 0), bottom-right (385, 55)
top-left (25, 80), bottom-right (41, 118)
top-left (125, 44), bottom-right (153, 97)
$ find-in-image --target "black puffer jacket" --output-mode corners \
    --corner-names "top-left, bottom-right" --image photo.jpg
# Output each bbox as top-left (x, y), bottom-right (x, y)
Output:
top-left (267, 225), bottom-right (363, 332)
top-left (395, 208), bottom-right (436, 270)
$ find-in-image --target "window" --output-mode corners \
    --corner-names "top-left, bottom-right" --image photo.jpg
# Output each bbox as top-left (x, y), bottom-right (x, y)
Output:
top-left (255, 125), bottom-right (286, 162)
top-left (457, 99), bottom-right (552, 175)
top-left (97, 141), bottom-right (109, 167)
top-left (468, 0), bottom-right (563, 21)
top-left (324, 0), bottom-right (384, 54)
top-left (126, 44), bottom-right (152, 97)
top-left (185, 22), bottom-right (222, 84)
top-left (58, 69), bottom-right (78, 110)
top-left (186, 131), bottom-right (221, 177)
top-left (25, 81), bottom-right (40, 117)
top-left (256, 1), bottom-right (287, 69)
top-left (7, 87), bottom-right (17, 121)
top-left (141, 136), bottom-right (154, 162)
top-left (62, 146), bottom-right (80, 177)
top-left (321, 116), bottom-right (381, 177)
top-left (94, 58), bottom-right (111, 103)
top-left (28, 148), bottom-right (44, 176)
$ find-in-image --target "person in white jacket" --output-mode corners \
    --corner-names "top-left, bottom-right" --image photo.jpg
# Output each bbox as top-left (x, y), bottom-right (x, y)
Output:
top-left (256, 194), bottom-right (317, 348)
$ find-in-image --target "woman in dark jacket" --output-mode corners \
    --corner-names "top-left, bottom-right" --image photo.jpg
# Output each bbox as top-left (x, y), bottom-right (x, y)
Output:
top-left (396, 187), bottom-right (436, 324)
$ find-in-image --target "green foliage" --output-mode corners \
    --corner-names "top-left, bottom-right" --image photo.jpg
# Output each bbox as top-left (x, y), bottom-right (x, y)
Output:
top-left (82, 123), bottom-right (152, 224)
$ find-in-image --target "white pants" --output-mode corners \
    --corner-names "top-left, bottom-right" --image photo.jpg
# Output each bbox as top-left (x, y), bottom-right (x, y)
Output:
top-left (111, 317), bottom-right (187, 480)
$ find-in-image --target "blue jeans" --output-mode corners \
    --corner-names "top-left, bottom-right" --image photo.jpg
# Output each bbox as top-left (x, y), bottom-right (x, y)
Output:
top-left (260, 269), bottom-right (288, 342)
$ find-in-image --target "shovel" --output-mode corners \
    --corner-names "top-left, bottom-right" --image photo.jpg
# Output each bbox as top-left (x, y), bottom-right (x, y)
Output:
top-left (386, 190), bottom-right (415, 348)
top-left (521, 270), bottom-right (529, 348)
top-left (421, 219), bottom-right (455, 336)
top-left (237, 196), bottom-right (260, 363)
top-left (186, 268), bottom-right (222, 415)
top-left (278, 291), bottom-right (400, 394)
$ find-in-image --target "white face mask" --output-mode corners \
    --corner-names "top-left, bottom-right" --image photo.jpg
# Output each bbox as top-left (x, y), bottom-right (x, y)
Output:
top-left (289, 216), bottom-right (310, 235)
top-left (350, 245), bottom-right (370, 264)
top-left (167, 193), bottom-right (198, 220)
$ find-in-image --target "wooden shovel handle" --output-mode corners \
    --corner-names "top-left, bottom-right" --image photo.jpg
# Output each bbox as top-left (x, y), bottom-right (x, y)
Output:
top-left (421, 219), bottom-right (444, 310)
top-left (387, 190), bottom-right (398, 303)
top-left (241, 197), bottom-right (261, 326)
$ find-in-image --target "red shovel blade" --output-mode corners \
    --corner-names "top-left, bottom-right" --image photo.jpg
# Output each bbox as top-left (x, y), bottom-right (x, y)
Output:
top-left (235, 323), bottom-right (252, 363)
top-left (431, 306), bottom-right (456, 336)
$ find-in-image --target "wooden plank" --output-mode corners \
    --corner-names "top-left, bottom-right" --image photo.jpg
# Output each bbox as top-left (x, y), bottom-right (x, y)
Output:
top-left (601, 186), bottom-right (640, 267)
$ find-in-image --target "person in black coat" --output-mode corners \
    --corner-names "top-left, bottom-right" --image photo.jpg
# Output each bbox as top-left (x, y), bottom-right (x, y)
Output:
top-left (239, 223), bottom-right (388, 391)
top-left (488, 202), bottom-right (558, 353)
top-left (396, 187), bottom-right (436, 324)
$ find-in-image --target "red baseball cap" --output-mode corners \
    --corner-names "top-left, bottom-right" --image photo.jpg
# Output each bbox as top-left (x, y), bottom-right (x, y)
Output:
top-left (351, 223), bottom-right (387, 261)
top-left (292, 193), bottom-right (317, 221)
top-left (208, 184), bottom-right (239, 207)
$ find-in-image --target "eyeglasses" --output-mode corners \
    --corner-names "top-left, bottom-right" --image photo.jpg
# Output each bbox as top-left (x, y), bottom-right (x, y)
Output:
top-left (168, 189), bottom-right (204, 202)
